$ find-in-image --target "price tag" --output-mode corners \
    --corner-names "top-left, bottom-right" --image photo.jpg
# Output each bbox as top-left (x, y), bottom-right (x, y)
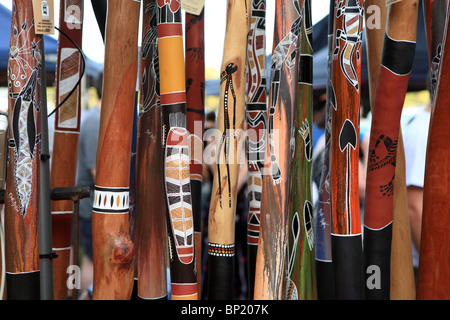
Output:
top-left (386, 0), bottom-right (403, 6)
top-left (32, 0), bottom-right (55, 35)
top-left (181, 0), bottom-right (205, 16)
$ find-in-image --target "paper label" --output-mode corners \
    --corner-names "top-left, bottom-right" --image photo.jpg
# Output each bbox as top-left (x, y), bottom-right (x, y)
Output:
top-left (32, 0), bottom-right (55, 35)
top-left (181, 0), bottom-right (205, 16)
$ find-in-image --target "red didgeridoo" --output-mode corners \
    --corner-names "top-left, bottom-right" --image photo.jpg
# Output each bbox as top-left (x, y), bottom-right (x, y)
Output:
top-left (329, 0), bottom-right (364, 300)
top-left (363, 0), bottom-right (419, 300)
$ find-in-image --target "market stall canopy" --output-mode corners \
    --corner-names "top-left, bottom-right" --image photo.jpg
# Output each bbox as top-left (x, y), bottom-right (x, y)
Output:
top-left (0, 3), bottom-right (103, 86)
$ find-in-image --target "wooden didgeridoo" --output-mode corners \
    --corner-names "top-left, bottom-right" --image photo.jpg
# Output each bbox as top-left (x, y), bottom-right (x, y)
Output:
top-left (253, 0), bottom-right (303, 300)
top-left (185, 8), bottom-right (205, 298)
top-left (245, 0), bottom-right (267, 300)
top-left (315, 0), bottom-right (335, 300)
top-left (329, 0), bottom-right (364, 300)
top-left (50, 0), bottom-right (84, 300)
top-left (286, 0), bottom-right (316, 300)
top-left (207, 0), bottom-right (250, 300)
top-left (5, 0), bottom-right (42, 300)
top-left (157, 0), bottom-right (198, 300)
top-left (424, 0), bottom-right (449, 102)
top-left (136, 0), bottom-right (168, 300)
top-left (363, 0), bottom-right (419, 300)
top-left (364, 0), bottom-right (415, 300)
top-left (417, 0), bottom-right (450, 300)
top-left (91, 0), bottom-right (140, 300)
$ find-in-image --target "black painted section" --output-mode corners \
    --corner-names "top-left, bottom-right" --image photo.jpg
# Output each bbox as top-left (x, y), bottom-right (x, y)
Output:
top-left (6, 271), bottom-right (40, 300)
top-left (382, 35), bottom-right (416, 75)
top-left (207, 254), bottom-right (234, 300)
top-left (364, 223), bottom-right (392, 300)
top-left (315, 259), bottom-right (335, 300)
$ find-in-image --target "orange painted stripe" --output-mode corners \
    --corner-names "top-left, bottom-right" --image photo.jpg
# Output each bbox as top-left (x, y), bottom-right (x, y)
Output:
top-left (159, 36), bottom-right (185, 95)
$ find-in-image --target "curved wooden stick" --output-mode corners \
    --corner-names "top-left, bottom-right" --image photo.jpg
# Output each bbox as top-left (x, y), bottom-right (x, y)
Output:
top-left (245, 0), bottom-right (267, 299)
top-left (417, 0), bottom-right (450, 300)
top-left (50, 0), bottom-right (84, 300)
top-left (91, 0), bottom-right (140, 300)
top-left (136, 0), bottom-right (168, 300)
top-left (286, 0), bottom-right (316, 300)
top-left (5, 0), bottom-right (42, 300)
top-left (363, 0), bottom-right (419, 300)
top-left (253, 0), bottom-right (304, 300)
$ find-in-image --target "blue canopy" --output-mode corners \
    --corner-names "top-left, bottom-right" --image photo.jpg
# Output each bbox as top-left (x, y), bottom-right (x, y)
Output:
top-left (0, 3), bottom-right (103, 79)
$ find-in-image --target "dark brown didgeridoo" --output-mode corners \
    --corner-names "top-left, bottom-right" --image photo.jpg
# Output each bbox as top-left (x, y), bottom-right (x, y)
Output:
top-left (417, 0), bottom-right (450, 300)
top-left (50, 0), bottom-right (84, 300)
top-left (185, 7), bottom-right (205, 298)
top-left (91, 0), bottom-right (140, 300)
top-left (253, 0), bottom-right (304, 300)
top-left (207, 0), bottom-right (250, 300)
top-left (5, 0), bottom-right (42, 300)
top-left (245, 0), bottom-right (267, 300)
top-left (136, 0), bottom-right (168, 301)
top-left (363, 0), bottom-right (419, 300)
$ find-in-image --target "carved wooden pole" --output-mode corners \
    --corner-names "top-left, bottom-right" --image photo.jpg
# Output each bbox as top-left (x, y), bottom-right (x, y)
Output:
top-left (245, 0), bottom-right (267, 300)
top-left (91, 0), bottom-right (140, 300)
top-left (5, 0), bottom-right (42, 300)
top-left (136, 0), bottom-right (168, 300)
top-left (363, 0), bottom-right (419, 300)
top-left (253, 0), bottom-right (304, 300)
top-left (50, 0), bottom-right (84, 300)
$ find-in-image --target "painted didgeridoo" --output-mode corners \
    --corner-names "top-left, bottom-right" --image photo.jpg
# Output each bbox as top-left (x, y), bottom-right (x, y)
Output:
top-left (207, 0), bottom-right (250, 300)
top-left (364, 0), bottom-right (415, 300)
top-left (245, 0), bottom-right (267, 300)
top-left (285, 0), bottom-right (316, 300)
top-left (363, 0), bottom-right (419, 300)
top-left (253, 0), bottom-right (303, 300)
top-left (185, 7), bottom-right (205, 298)
top-left (315, 0), bottom-right (335, 300)
top-left (91, 0), bottom-right (140, 300)
top-left (157, 0), bottom-right (198, 300)
top-left (136, 0), bottom-right (168, 300)
top-left (50, 0), bottom-right (84, 300)
top-left (330, 0), bottom-right (364, 300)
top-left (0, 113), bottom-right (7, 300)
top-left (417, 0), bottom-right (450, 300)
top-left (5, 0), bottom-right (42, 299)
